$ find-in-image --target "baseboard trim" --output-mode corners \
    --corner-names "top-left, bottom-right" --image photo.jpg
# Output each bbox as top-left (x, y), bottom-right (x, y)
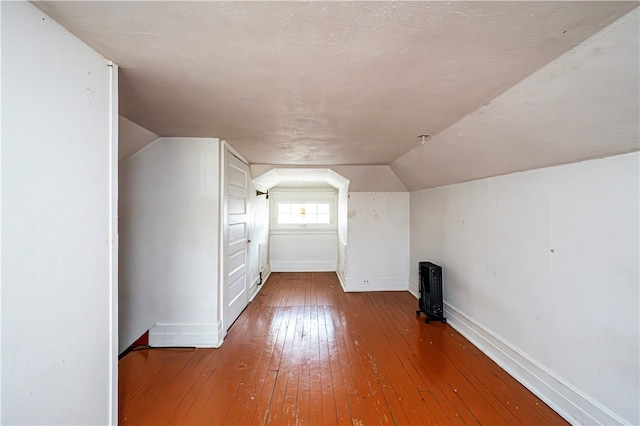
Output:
top-left (271, 260), bottom-right (336, 272)
top-left (149, 322), bottom-right (224, 348)
top-left (344, 276), bottom-right (409, 292)
top-left (249, 276), bottom-right (260, 301)
top-left (262, 265), bottom-right (272, 285)
top-left (336, 270), bottom-right (347, 292)
top-left (408, 279), bottom-right (419, 299)
top-left (250, 265), bottom-right (272, 301)
top-left (444, 302), bottom-right (628, 425)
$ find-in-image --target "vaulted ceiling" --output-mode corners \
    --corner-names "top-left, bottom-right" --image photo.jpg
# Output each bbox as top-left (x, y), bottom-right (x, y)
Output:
top-left (36, 1), bottom-right (639, 189)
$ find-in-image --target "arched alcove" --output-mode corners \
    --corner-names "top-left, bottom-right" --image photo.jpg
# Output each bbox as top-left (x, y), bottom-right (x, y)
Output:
top-left (253, 168), bottom-right (350, 284)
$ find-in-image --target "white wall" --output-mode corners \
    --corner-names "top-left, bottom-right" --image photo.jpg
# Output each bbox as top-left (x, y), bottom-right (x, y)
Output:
top-left (342, 193), bottom-right (410, 291)
top-left (331, 166), bottom-right (406, 192)
top-left (247, 179), bottom-right (270, 299)
top-left (1, 2), bottom-right (117, 424)
top-left (410, 152), bottom-right (639, 425)
top-left (336, 182), bottom-right (350, 280)
top-left (119, 137), bottom-right (222, 351)
top-left (271, 232), bottom-right (338, 272)
top-left (119, 115), bottom-right (158, 160)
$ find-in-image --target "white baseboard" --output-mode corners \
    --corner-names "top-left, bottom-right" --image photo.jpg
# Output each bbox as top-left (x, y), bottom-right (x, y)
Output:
top-left (408, 278), bottom-right (419, 299)
top-left (444, 302), bottom-right (629, 426)
top-left (271, 260), bottom-right (336, 272)
top-left (250, 264), bottom-right (272, 301)
top-left (249, 275), bottom-right (260, 301)
top-left (261, 265), bottom-right (272, 285)
top-left (336, 270), bottom-right (347, 292)
top-left (149, 322), bottom-right (223, 348)
top-left (344, 276), bottom-right (409, 292)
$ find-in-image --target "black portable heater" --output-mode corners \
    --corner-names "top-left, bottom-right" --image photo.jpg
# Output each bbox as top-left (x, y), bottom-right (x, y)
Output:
top-left (416, 262), bottom-right (446, 323)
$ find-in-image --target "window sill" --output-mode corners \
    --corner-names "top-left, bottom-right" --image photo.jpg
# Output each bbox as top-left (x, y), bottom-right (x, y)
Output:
top-left (270, 228), bottom-right (338, 236)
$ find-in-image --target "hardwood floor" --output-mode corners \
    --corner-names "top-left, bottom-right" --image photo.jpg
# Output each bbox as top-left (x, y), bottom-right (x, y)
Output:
top-left (119, 272), bottom-right (567, 425)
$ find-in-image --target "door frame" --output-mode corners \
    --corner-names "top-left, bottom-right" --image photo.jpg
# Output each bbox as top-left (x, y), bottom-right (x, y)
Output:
top-left (108, 61), bottom-right (119, 425)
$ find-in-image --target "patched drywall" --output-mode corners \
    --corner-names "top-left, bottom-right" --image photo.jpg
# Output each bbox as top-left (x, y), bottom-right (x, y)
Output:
top-left (2, 2), bottom-right (116, 423)
top-left (392, 8), bottom-right (639, 191)
top-left (342, 192), bottom-right (410, 291)
top-left (410, 152), bottom-right (639, 424)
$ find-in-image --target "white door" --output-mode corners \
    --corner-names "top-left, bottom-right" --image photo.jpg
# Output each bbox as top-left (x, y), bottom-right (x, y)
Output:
top-left (224, 151), bottom-right (250, 330)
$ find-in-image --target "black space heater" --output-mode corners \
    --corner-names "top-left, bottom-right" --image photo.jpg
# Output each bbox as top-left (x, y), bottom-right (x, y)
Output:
top-left (416, 262), bottom-right (446, 323)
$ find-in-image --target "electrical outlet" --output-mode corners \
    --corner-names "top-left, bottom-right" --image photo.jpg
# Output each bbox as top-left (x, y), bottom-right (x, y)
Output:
top-left (363, 279), bottom-right (370, 284)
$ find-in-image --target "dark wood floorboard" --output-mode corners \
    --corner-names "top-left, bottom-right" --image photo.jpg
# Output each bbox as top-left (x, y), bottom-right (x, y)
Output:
top-left (119, 272), bottom-right (568, 425)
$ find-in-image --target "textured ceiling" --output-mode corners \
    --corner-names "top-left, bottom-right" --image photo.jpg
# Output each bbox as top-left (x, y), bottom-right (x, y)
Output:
top-left (392, 7), bottom-right (640, 190)
top-left (35, 1), bottom-right (638, 168)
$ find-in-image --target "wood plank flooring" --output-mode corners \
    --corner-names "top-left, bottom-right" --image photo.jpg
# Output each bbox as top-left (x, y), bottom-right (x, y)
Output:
top-left (119, 272), bottom-right (567, 425)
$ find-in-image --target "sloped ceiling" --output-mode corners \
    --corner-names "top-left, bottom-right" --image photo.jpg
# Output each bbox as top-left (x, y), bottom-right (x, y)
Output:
top-left (393, 8), bottom-right (640, 190)
top-left (36, 1), bottom-right (639, 190)
top-left (252, 164), bottom-right (407, 192)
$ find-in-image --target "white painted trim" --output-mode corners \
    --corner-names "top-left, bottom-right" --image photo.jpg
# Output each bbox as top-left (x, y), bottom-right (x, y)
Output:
top-left (222, 140), bottom-right (249, 165)
top-left (408, 279), bottom-right (419, 299)
top-left (107, 60), bottom-right (118, 426)
top-left (270, 229), bottom-right (338, 235)
top-left (270, 195), bottom-right (338, 231)
top-left (249, 275), bottom-right (261, 301)
top-left (149, 322), bottom-right (224, 348)
top-left (336, 270), bottom-right (348, 292)
top-left (271, 260), bottom-right (336, 272)
top-left (444, 302), bottom-right (630, 426)
top-left (249, 264), bottom-right (273, 301)
top-left (0, 0), bottom-right (3, 414)
top-left (218, 143), bottom-right (227, 340)
top-left (270, 187), bottom-right (338, 194)
top-left (344, 276), bottom-right (409, 292)
top-left (262, 263), bottom-right (272, 284)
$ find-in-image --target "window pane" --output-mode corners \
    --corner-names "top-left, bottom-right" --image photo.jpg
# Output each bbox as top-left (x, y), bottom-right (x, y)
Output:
top-left (317, 213), bottom-right (330, 224)
top-left (278, 213), bottom-right (292, 224)
top-left (276, 201), bottom-right (332, 225)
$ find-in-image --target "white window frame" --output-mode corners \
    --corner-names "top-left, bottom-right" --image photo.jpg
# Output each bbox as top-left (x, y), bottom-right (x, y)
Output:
top-left (270, 189), bottom-right (337, 231)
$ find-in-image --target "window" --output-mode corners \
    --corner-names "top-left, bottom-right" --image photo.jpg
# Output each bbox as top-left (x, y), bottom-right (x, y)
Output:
top-left (270, 189), bottom-right (337, 230)
top-left (277, 202), bottom-right (331, 225)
